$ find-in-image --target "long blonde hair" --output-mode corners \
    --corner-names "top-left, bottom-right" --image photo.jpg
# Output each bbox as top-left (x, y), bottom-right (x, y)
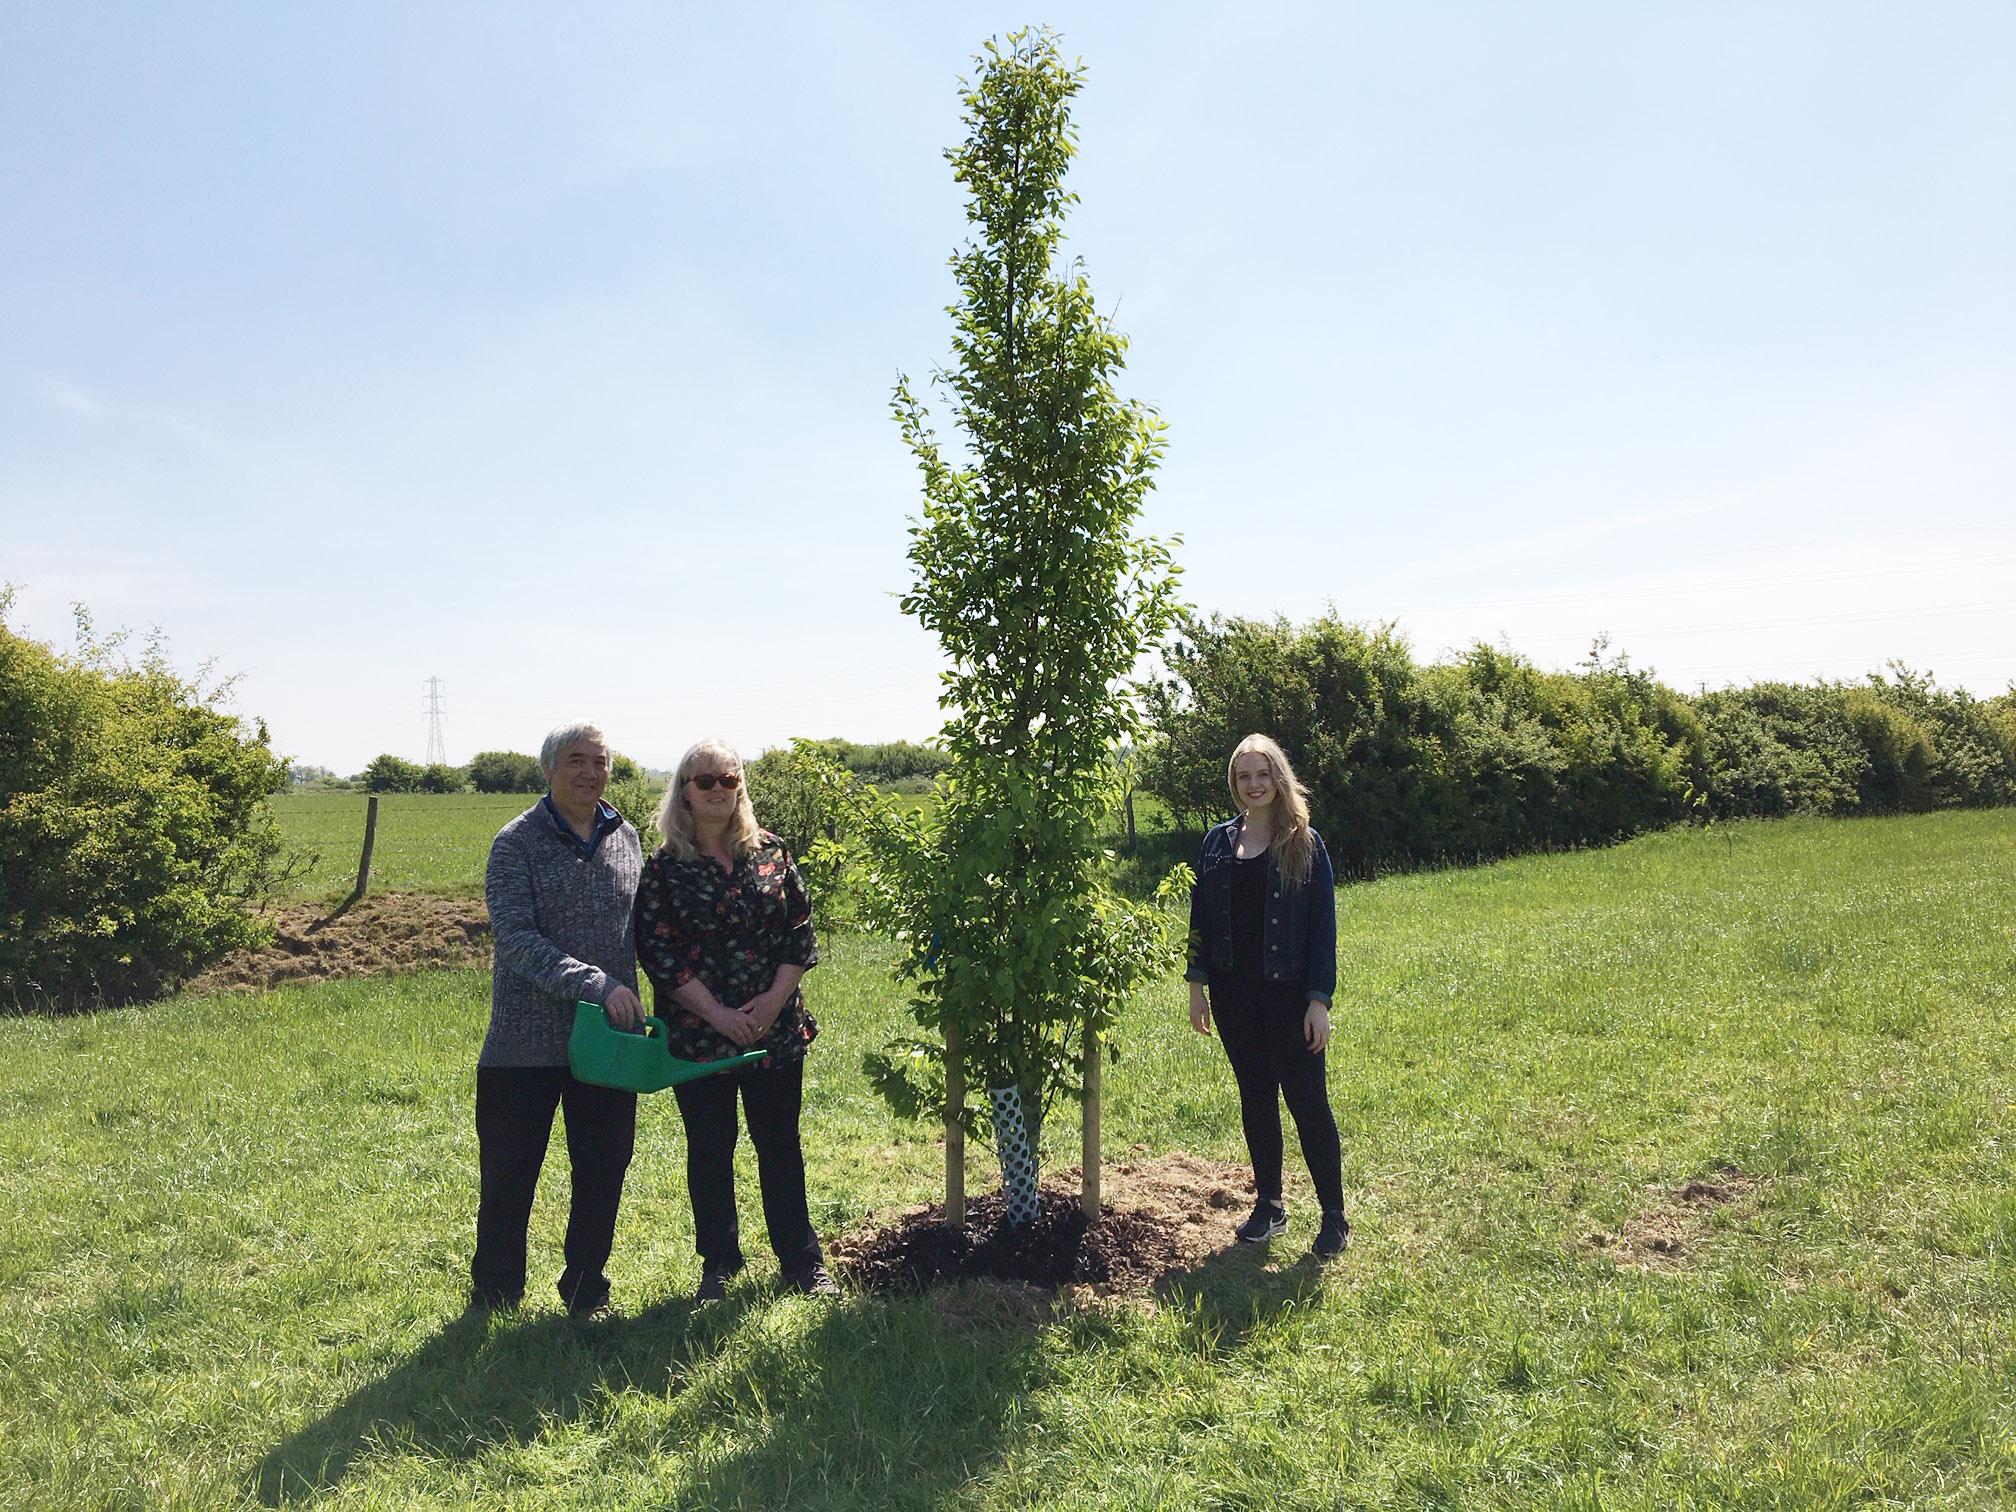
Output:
top-left (656, 738), bottom-right (764, 862)
top-left (1227, 733), bottom-right (1314, 888)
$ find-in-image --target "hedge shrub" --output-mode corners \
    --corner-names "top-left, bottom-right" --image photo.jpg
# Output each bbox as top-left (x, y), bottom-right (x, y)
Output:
top-left (0, 602), bottom-right (288, 1009)
top-left (1143, 612), bottom-right (2016, 877)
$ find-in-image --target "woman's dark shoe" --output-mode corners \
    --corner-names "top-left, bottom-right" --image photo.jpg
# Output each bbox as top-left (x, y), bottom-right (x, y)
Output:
top-left (1312, 1211), bottom-right (1351, 1261)
top-left (693, 1262), bottom-right (742, 1303)
top-left (783, 1263), bottom-right (840, 1297)
top-left (1234, 1200), bottom-right (1288, 1243)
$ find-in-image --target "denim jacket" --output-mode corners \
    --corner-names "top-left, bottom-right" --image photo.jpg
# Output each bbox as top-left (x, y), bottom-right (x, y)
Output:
top-left (1185, 816), bottom-right (1337, 1003)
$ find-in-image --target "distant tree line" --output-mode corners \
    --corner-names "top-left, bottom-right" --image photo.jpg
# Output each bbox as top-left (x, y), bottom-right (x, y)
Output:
top-left (789, 738), bottom-right (949, 790)
top-left (288, 740), bottom-right (943, 799)
top-left (333, 749), bottom-right (642, 795)
top-left (1141, 613), bottom-right (2016, 878)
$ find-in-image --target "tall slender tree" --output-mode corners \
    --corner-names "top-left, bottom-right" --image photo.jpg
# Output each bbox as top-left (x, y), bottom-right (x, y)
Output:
top-left (856, 29), bottom-right (1188, 1224)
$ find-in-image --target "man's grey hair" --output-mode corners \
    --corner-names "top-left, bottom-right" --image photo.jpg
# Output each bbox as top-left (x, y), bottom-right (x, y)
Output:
top-left (540, 722), bottom-right (609, 777)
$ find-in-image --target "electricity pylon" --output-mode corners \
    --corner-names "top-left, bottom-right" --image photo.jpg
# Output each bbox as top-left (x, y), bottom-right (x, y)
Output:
top-left (422, 676), bottom-right (448, 767)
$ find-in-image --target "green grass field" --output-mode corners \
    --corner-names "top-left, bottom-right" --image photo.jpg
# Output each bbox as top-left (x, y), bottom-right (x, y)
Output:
top-left (269, 789), bottom-right (1155, 902)
top-left (4, 810), bottom-right (2014, 1507)
top-left (272, 792), bottom-right (534, 899)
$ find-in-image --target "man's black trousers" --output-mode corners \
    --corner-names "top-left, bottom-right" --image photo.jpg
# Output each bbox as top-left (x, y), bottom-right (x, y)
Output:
top-left (472, 1064), bottom-right (636, 1308)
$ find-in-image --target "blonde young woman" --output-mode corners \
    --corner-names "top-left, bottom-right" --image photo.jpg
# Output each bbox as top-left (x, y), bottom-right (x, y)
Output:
top-left (1185, 734), bottom-right (1350, 1259)
top-left (633, 739), bottom-right (836, 1299)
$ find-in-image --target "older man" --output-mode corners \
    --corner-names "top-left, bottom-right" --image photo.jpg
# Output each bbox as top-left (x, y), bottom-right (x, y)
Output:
top-left (471, 721), bottom-right (646, 1316)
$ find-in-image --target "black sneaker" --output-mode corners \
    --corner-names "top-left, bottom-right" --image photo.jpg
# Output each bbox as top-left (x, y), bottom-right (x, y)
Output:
top-left (693, 1262), bottom-right (742, 1303)
top-left (1235, 1201), bottom-right (1288, 1243)
top-left (783, 1263), bottom-right (840, 1297)
top-left (1312, 1211), bottom-right (1351, 1261)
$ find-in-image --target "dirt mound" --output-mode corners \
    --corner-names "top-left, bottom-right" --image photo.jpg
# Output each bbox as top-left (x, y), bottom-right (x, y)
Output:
top-left (186, 894), bottom-right (490, 993)
top-left (832, 1150), bottom-right (1260, 1296)
top-left (1580, 1165), bottom-right (1762, 1268)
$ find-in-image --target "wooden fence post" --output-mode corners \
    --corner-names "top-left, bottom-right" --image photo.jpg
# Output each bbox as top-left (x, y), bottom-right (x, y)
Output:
top-left (346, 795), bottom-right (379, 907)
top-left (945, 1020), bottom-right (965, 1226)
top-left (1081, 1024), bottom-right (1101, 1218)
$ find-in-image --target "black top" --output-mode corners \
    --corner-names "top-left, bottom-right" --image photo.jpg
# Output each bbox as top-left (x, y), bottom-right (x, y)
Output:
top-left (1185, 816), bottom-right (1338, 1003)
top-left (1229, 850), bottom-right (1270, 982)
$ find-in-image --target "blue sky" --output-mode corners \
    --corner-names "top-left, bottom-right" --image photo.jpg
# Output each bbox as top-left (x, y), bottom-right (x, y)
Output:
top-left (4, 3), bottom-right (2011, 774)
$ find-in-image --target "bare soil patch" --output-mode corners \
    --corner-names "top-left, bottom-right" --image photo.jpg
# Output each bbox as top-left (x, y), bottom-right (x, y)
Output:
top-left (185, 895), bottom-right (490, 994)
top-left (1580, 1165), bottom-right (1763, 1268)
top-left (831, 1150), bottom-right (1261, 1297)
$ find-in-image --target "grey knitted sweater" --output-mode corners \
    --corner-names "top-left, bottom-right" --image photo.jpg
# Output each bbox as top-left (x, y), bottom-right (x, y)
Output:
top-left (480, 801), bottom-right (643, 1068)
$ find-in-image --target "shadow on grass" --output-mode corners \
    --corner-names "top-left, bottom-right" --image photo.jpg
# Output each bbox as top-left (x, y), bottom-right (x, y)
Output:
top-left (252, 1239), bottom-right (1326, 1505)
top-left (250, 1283), bottom-right (1047, 1508)
top-left (251, 1296), bottom-right (730, 1503)
top-left (1152, 1241), bottom-right (1331, 1354)
top-left (670, 1286), bottom-right (1051, 1509)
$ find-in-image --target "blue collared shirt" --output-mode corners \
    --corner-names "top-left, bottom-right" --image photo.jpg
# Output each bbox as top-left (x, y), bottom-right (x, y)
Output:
top-left (540, 794), bottom-right (626, 860)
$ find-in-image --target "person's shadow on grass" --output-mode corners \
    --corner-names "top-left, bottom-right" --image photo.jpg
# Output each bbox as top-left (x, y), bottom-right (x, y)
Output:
top-left (252, 1238), bottom-right (1329, 1505)
top-left (249, 1282), bottom-right (1048, 1507)
top-left (1150, 1240), bottom-right (1332, 1355)
top-left (250, 1295), bottom-right (745, 1504)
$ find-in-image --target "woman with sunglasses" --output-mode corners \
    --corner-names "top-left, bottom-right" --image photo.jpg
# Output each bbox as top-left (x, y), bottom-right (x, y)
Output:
top-left (634, 738), bottom-right (837, 1299)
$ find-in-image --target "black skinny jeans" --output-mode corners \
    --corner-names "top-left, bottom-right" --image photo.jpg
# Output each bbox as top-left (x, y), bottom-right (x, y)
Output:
top-left (1210, 978), bottom-right (1345, 1215)
top-left (472, 1065), bottom-right (636, 1308)
top-left (672, 1057), bottom-right (822, 1274)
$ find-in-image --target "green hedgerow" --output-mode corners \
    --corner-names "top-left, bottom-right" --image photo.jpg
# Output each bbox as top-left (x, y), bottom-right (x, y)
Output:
top-left (0, 593), bottom-right (288, 1009)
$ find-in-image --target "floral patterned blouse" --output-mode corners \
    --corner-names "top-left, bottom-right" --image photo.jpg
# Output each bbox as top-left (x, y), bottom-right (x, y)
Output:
top-left (633, 832), bottom-right (821, 1067)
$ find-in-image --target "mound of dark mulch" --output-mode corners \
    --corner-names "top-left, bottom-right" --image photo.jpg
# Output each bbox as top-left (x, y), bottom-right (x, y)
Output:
top-left (832, 1187), bottom-right (1197, 1295)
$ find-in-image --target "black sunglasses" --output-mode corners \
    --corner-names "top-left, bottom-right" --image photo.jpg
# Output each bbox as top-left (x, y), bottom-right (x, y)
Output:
top-left (689, 771), bottom-right (741, 791)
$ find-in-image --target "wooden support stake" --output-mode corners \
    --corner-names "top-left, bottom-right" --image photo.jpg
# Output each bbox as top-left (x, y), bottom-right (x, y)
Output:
top-left (346, 795), bottom-right (380, 907)
top-left (1081, 1024), bottom-right (1101, 1218)
top-left (944, 1020), bottom-right (965, 1227)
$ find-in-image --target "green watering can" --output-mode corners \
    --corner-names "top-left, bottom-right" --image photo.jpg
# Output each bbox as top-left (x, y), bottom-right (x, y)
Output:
top-left (567, 1001), bottom-right (768, 1093)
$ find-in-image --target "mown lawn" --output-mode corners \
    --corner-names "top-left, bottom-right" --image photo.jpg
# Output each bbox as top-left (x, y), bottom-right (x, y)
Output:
top-left (3, 810), bottom-right (2013, 1508)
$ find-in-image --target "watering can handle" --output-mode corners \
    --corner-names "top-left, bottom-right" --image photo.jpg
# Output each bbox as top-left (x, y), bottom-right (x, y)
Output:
top-left (587, 1000), bottom-right (661, 1038)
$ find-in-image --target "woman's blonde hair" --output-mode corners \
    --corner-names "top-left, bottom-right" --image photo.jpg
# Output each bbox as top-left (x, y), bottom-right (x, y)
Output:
top-left (1227, 733), bottom-right (1315, 888)
top-left (656, 738), bottom-right (764, 861)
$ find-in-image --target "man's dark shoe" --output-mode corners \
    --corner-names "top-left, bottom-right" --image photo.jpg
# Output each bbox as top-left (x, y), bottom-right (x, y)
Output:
top-left (783, 1263), bottom-right (840, 1297)
top-left (1312, 1210), bottom-right (1352, 1261)
top-left (1234, 1200), bottom-right (1288, 1243)
top-left (693, 1262), bottom-right (742, 1303)
top-left (564, 1282), bottom-right (608, 1322)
